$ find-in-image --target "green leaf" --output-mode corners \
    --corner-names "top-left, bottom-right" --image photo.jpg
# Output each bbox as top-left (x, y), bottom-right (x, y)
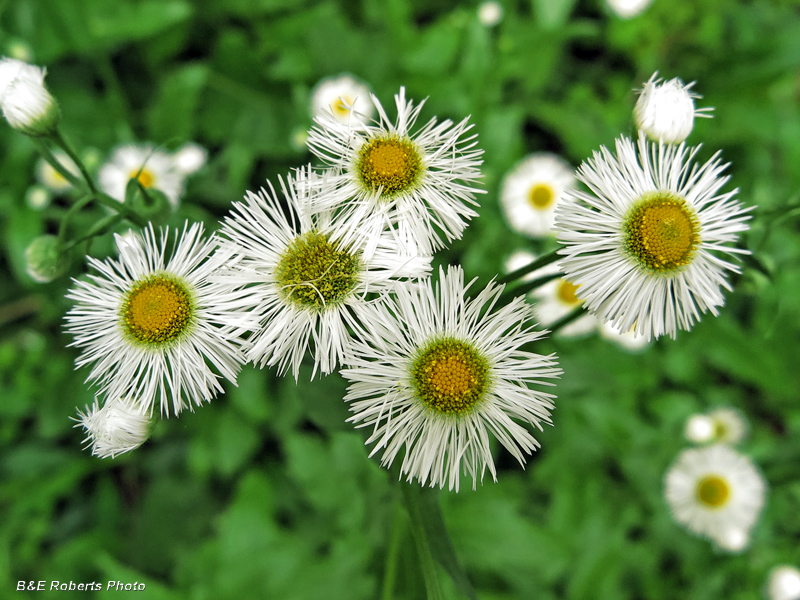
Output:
top-left (148, 64), bottom-right (209, 143)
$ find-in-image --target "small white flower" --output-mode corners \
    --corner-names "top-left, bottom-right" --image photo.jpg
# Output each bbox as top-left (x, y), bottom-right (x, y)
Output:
top-left (65, 223), bottom-right (254, 416)
top-left (664, 444), bottom-right (766, 551)
top-left (500, 153), bottom-right (575, 238)
top-left (307, 86), bottom-right (484, 254)
top-left (634, 72), bottom-right (713, 144)
top-left (74, 397), bottom-right (151, 458)
top-left (685, 414), bottom-right (716, 443)
top-left (768, 565), bottom-right (800, 600)
top-left (531, 260), bottom-right (597, 339)
top-left (0, 57), bottom-right (58, 136)
top-left (686, 407), bottom-right (748, 445)
top-left (555, 133), bottom-right (752, 340)
top-left (478, 1), bottom-right (504, 27)
top-left (217, 167), bottom-right (431, 380)
top-left (98, 144), bottom-right (185, 208)
top-left (311, 73), bottom-right (375, 127)
top-left (173, 142), bottom-right (208, 175)
top-left (26, 186), bottom-right (50, 210)
top-left (36, 150), bottom-right (78, 193)
top-left (605, 0), bottom-right (654, 19)
top-left (342, 265), bottom-right (561, 491)
top-left (598, 320), bottom-right (650, 351)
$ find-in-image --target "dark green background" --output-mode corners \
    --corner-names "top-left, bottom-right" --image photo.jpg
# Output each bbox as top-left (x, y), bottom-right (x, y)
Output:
top-left (1, 0), bottom-right (799, 598)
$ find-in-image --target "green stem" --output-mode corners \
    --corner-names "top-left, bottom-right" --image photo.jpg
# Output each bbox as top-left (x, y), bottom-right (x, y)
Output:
top-left (51, 128), bottom-right (99, 195)
top-left (65, 213), bottom-right (127, 252)
top-left (498, 249), bottom-right (560, 284)
top-left (380, 500), bottom-right (406, 600)
top-left (399, 484), bottom-right (444, 600)
top-left (548, 305), bottom-right (587, 335)
top-left (32, 139), bottom-right (83, 188)
top-left (0, 296), bottom-right (42, 327)
top-left (57, 195), bottom-right (94, 245)
top-left (498, 272), bottom-right (563, 305)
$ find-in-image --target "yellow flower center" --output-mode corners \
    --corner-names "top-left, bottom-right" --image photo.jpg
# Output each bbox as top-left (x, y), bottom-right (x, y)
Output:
top-left (556, 279), bottom-right (581, 305)
top-left (121, 275), bottom-right (194, 346)
top-left (275, 231), bottom-right (361, 310)
top-left (696, 475), bottom-right (731, 508)
top-left (623, 192), bottom-right (700, 273)
top-left (356, 136), bottom-right (423, 196)
top-left (411, 338), bottom-right (490, 416)
top-left (129, 168), bottom-right (156, 189)
top-left (331, 95), bottom-right (355, 118)
top-left (528, 183), bottom-right (555, 209)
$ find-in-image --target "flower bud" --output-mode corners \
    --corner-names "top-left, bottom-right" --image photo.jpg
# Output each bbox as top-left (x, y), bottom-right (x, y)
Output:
top-left (74, 398), bottom-right (152, 459)
top-left (768, 566), bottom-right (800, 600)
top-left (25, 234), bottom-right (69, 283)
top-left (0, 57), bottom-right (59, 137)
top-left (634, 73), bottom-right (712, 144)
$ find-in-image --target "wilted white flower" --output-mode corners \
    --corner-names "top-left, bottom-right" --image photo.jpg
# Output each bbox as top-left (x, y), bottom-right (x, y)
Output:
top-left (0, 57), bottom-right (58, 136)
top-left (500, 153), bottom-right (575, 238)
top-left (478, 2), bottom-right (504, 26)
top-left (65, 223), bottom-right (255, 416)
top-left (342, 265), bottom-right (561, 491)
top-left (665, 444), bottom-right (766, 551)
top-left (768, 565), bottom-right (800, 600)
top-left (634, 72), bottom-right (713, 144)
top-left (311, 73), bottom-right (375, 127)
top-left (606, 0), bottom-right (654, 19)
top-left (74, 397), bottom-right (151, 458)
top-left (307, 86), bottom-right (484, 254)
top-left (98, 144), bottom-right (186, 208)
top-left (555, 133), bottom-right (751, 340)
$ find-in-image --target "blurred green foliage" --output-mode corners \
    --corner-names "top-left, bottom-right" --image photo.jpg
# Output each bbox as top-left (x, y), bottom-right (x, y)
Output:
top-left (1, 0), bottom-right (799, 598)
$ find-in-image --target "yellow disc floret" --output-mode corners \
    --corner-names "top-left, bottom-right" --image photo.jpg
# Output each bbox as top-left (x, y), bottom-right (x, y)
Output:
top-left (696, 475), bottom-right (731, 508)
top-left (356, 136), bottom-right (423, 196)
top-left (121, 274), bottom-right (194, 346)
top-left (275, 231), bottom-right (361, 310)
top-left (528, 183), bottom-right (555, 209)
top-left (129, 168), bottom-right (156, 189)
top-left (623, 191), bottom-right (700, 272)
top-left (411, 338), bottom-right (490, 416)
top-left (556, 279), bottom-right (581, 305)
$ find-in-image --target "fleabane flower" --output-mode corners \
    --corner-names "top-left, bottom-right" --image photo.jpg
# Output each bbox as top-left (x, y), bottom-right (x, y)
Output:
top-left (65, 223), bottom-right (254, 416)
top-left (99, 144), bottom-right (186, 209)
top-left (769, 566), bottom-right (800, 600)
top-left (685, 407), bottom-right (748, 445)
top-left (311, 73), bottom-right (375, 127)
top-left (664, 444), bottom-right (766, 551)
top-left (478, 1), bottom-right (503, 27)
top-left (342, 265), bottom-right (561, 492)
top-left (598, 320), bottom-right (650, 351)
top-left (217, 167), bottom-right (431, 380)
top-left (0, 57), bottom-right (58, 136)
top-left (74, 397), bottom-right (151, 458)
top-left (307, 86), bottom-right (484, 254)
top-left (173, 142), bottom-right (208, 175)
top-left (500, 153), bottom-right (576, 238)
top-left (555, 133), bottom-right (751, 340)
top-left (605, 0), bottom-right (653, 19)
top-left (634, 73), bottom-right (713, 144)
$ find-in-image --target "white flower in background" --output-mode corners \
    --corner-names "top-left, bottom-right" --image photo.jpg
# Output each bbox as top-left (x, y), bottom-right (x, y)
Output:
top-left (342, 265), bottom-right (561, 492)
top-left (635, 73), bottom-right (713, 144)
top-left (664, 444), bottom-right (766, 551)
top-left (311, 73), bottom-right (375, 127)
top-left (555, 133), bottom-right (751, 340)
top-left (768, 566), bottom-right (800, 600)
top-left (217, 167), bottom-right (431, 380)
top-left (36, 150), bottom-right (78, 193)
top-left (478, 1), bottom-right (504, 27)
top-left (606, 0), bottom-right (654, 19)
top-left (686, 407), bottom-right (748, 445)
top-left (307, 86), bottom-right (484, 254)
top-left (99, 144), bottom-right (185, 209)
top-left (65, 223), bottom-right (255, 416)
top-left (0, 57), bottom-right (58, 136)
top-left (503, 249), bottom-right (538, 282)
top-left (598, 320), bottom-right (650, 351)
top-left (26, 186), bottom-right (50, 210)
top-left (74, 397), bottom-right (151, 458)
top-left (173, 142), bottom-right (208, 175)
top-left (530, 260), bottom-right (597, 339)
top-left (500, 153), bottom-right (575, 238)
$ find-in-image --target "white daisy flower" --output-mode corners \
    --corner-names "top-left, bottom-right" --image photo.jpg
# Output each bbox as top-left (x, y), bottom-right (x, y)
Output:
top-left (503, 249), bottom-right (538, 280)
top-left (173, 142), bottom-right (208, 175)
top-left (36, 150), bottom-right (78, 193)
top-left (0, 57), bottom-right (58, 137)
top-left (530, 261), bottom-right (597, 339)
top-left (307, 86), bottom-right (484, 254)
top-left (217, 167), bottom-right (431, 380)
top-left (598, 320), bottom-right (650, 351)
top-left (98, 144), bottom-right (185, 209)
top-left (500, 153), bottom-right (576, 238)
top-left (310, 73), bottom-right (375, 127)
top-left (65, 223), bottom-right (254, 416)
top-left (685, 413), bottom-right (716, 444)
top-left (555, 133), bottom-right (751, 341)
top-left (342, 265), bottom-right (562, 492)
top-left (664, 444), bottom-right (766, 551)
top-left (74, 397), bottom-right (151, 458)
top-left (605, 0), bottom-right (653, 19)
top-left (768, 566), bottom-right (800, 600)
top-left (478, 1), bottom-right (504, 27)
top-left (634, 72), bottom-right (713, 144)
top-left (686, 407), bottom-right (748, 445)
